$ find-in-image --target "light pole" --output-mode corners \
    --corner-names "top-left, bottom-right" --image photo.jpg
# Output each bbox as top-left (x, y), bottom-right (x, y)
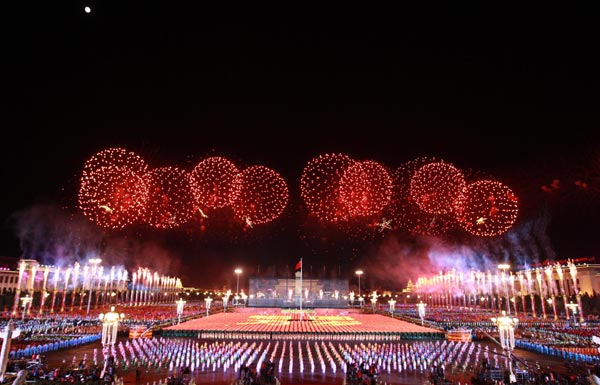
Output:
top-left (234, 268), bottom-right (242, 305)
top-left (388, 299), bottom-right (396, 315)
top-left (175, 298), bottom-right (186, 324)
top-left (205, 297), bottom-right (212, 316)
top-left (87, 258), bottom-right (102, 315)
top-left (498, 263), bottom-right (511, 315)
top-left (223, 290), bottom-right (231, 311)
top-left (566, 302), bottom-right (578, 325)
top-left (20, 295), bottom-right (32, 321)
top-left (370, 291), bottom-right (378, 312)
top-left (491, 310), bottom-right (518, 383)
top-left (355, 270), bottom-right (363, 306)
top-left (0, 320), bottom-right (22, 383)
top-left (417, 301), bottom-right (427, 325)
top-left (99, 306), bottom-right (125, 350)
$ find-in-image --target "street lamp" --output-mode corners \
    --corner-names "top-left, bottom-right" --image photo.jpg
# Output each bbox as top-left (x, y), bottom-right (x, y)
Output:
top-left (370, 293), bottom-right (377, 312)
top-left (234, 268), bottom-right (242, 305)
top-left (388, 299), bottom-right (396, 315)
top-left (498, 263), bottom-right (511, 315)
top-left (205, 297), bottom-right (212, 316)
top-left (417, 301), bottom-right (427, 325)
top-left (355, 270), bottom-right (363, 301)
top-left (98, 306), bottom-right (125, 349)
top-left (566, 302), bottom-right (578, 324)
top-left (0, 320), bottom-right (22, 383)
top-left (87, 258), bottom-right (102, 315)
top-left (175, 298), bottom-right (186, 324)
top-left (20, 295), bottom-right (32, 321)
top-left (491, 310), bottom-right (518, 383)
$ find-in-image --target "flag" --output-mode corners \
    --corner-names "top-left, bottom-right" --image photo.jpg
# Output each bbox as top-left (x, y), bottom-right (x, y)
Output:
top-left (295, 259), bottom-right (302, 272)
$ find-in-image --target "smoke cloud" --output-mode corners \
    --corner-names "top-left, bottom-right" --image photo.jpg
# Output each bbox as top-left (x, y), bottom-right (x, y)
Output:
top-left (12, 204), bottom-right (181, 276)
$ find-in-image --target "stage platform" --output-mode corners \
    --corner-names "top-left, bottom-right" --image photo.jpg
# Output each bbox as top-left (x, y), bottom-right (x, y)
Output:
top-left (162, 308), bottom-right (445, 340)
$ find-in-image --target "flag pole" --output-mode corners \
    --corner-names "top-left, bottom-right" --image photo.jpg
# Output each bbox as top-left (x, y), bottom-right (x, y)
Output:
top-left (299, 258), bottom-right (303, 320)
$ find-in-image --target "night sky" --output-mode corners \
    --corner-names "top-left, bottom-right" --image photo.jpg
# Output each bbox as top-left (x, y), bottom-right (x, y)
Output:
top-left (2, 4), bottom-right (599, 289)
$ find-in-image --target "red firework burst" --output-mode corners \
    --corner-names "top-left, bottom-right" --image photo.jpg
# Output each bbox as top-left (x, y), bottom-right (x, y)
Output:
top-left (409, 161), bottom-right (466, 215)
top-left (79, 147), bottom-right (149, 229)
top-left (78, 166), bottom-right (149, 229)
top-left (455, 179), bottom-right (519, 237)
top-left (231, 165), bottom-right (289, 225)
top-left (338, 160), bottom-right (393, 218)
top-left (144, 166), bottom-right (195, 229)
top-left (82, 147), bottom-right (148, 177)
top-left (188, 156), bottom-right (240, 209)
top-left (385, 157), bottom-right (457, 236)
top-left (300, 153), bottom-right (355, 222)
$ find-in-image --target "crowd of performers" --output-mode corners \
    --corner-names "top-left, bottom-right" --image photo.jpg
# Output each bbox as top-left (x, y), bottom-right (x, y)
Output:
top-left (3, 303), bottom-right (600, 384)
top-left (345, 361), bottom-right (378, 385)
top-left (234, 359), bottom-right (278, 385)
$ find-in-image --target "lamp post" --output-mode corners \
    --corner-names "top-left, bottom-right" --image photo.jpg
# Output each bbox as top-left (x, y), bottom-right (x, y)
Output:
top-left (417, 301), bottom-right (427, 325)
top-left (205, 297), bottom-right (212, 316)
top-left (491, 310), bottom-right (518, 383)
top-left (498, 263), bottom-right (511, 315)
top-left (370, 291), bottom-right (378, 312)
top-left (234, 268), bottom-right (242, 305)
top-left (87, 258), bottom-right (102, 315)
top-left (175, 298), bottom-right (186, 324)
top-left (355, 270), bottom-right (363, 306)
top-left (20, 295), bottom-right (32, 321)
top-left (223, 290), bottom-right (231, 311)
top-left (388, 299), bottom-right (396, 315)
top-left (566, 302), bottom-right (578, 325)
top-left (98, 306), bottom-right (124, 350)
top-left (0, 320), bottom-right (22, 383)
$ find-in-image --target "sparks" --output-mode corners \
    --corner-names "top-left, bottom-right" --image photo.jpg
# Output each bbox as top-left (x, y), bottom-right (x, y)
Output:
top-left (244, 216), bottom-right (254, 228)
top-left (99, 205), bottom-right (113, 214)
top-left (377, 218), bottom-right (392, 232)
top-left (476, 217), bottom-right (487, 225)
top-left (198, 208), bottom-right (209, 218)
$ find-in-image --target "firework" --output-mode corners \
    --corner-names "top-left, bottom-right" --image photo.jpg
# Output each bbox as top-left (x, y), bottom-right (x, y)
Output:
top-left (78, 166), bottom-right (149, 229)
top-left (78, 148), bottom-right (150, 229)
top-left (82, 147), bottom-right (148, 177)
top-left (338, 160), bottom-right (393, 218)
top-left (144, 166), bottom-right (195, 229)
top-left (455, 179), bottom-right (519, 237)
top-left (384, 157), bottom-right (454, 235)
top-left (188, 156), bottom-right (240, 209)
top-left (300, 153), bottom-right (355, 222)
top-left (231, 165), bottom-right (289, 225)
top-left (409, 161), bottom-right (466, 215)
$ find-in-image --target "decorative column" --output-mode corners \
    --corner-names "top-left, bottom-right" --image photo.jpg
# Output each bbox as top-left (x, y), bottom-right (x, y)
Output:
top-left (568, 260), bottom-right (585, 323)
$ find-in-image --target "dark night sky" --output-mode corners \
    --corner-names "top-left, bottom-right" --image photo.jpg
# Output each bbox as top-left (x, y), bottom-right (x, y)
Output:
top-left (1, 4), bottom-right (599, 289)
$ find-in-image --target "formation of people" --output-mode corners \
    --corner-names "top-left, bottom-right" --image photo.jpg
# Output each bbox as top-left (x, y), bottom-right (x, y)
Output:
top-left (3, 301), bottom-right (600, 385)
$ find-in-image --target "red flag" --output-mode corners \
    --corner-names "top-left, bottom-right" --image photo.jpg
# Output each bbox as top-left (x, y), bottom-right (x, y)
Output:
top-left (295, 259), bottom-right (302, 272)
